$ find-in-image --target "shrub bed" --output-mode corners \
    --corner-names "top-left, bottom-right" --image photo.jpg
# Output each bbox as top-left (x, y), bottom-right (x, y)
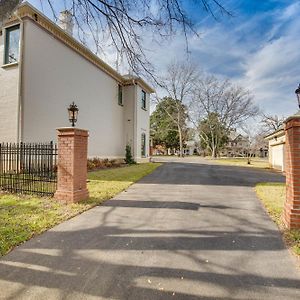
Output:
top-left (87, 157), bottom-right (124, 171)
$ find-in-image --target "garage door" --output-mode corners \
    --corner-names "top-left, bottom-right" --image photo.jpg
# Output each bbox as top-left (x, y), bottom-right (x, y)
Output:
top-left (272, 144), bottom-right (284, 171)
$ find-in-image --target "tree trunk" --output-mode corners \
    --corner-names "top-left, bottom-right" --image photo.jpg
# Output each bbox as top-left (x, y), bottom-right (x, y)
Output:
top-left (247, 152), bottom-right (251, 164)
top-left (178, 125), bottom-right (183, 157)
top-left (211, 146), bottom-right (217, 159)
top-left (211, 135), bottom-right (217, 159)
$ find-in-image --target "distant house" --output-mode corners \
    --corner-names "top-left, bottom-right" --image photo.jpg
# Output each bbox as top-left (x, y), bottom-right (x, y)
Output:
top-left (219, 130), bottom-right (268, 158)
top-left (265, 128), bottom-right (285, 171)
top-left (183, 140), bottom-right (198, 156)
top-left (0, 2), bottom-right (154, 162)
top-left (220, 131), bottom-right (250, 157)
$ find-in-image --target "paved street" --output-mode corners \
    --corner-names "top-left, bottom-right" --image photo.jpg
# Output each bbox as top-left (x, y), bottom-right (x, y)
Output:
top-left (0, 158), bottom-right (299, 300)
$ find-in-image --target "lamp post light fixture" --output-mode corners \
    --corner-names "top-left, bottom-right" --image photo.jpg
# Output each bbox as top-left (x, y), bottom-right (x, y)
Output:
top-left (67, 102), bottom-right (79, 127)
top-left (295, 84), bottom-right (300, 109)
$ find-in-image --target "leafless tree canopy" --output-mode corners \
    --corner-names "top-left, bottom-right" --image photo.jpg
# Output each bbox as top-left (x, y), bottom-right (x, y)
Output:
top-left (163, 61), bottom-right (199, 103)
top-left (260, 113), bottom-right (285, 134)
top-left (1, 0), bottom-right (230, 79)
top-left (192, 75), bottom-right (259, 129)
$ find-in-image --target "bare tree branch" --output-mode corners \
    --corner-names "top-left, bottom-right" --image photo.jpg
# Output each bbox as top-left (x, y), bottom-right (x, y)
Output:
top-left (260, 113), bottom-right (285, 134)
top-left (0, 0), bottom-right (20, 26)
top-left (192, 75), bottom-right (259, 129)
top-left (0, 0), bottom-right (231, 81)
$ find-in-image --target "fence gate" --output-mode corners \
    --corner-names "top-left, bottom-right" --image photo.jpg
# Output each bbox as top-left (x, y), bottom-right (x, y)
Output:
top-left (0, 142), bottom-right (57, 196)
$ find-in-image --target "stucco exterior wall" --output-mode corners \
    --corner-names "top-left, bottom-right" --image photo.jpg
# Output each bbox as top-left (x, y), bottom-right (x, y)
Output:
top-left (0, 28), bottom-right (20, 142)
top-left (21, 19), bottom-right (125, 157)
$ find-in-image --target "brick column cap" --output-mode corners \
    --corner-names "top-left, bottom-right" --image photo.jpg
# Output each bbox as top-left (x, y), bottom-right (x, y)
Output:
top-left (56, 127), bottom-right (89, 137)
top-left (285, 110), bottom-right (300, 124)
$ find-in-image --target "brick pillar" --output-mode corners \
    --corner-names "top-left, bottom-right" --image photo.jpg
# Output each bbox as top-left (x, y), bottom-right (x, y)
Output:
top-left (55, 128), bottom-right (89, 203)
top-left (284, 116), bottom-right (300, 229)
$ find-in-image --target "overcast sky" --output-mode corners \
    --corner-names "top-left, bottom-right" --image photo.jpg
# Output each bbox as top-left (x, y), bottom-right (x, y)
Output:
top-left (28, 0), bottom-right (300, 117)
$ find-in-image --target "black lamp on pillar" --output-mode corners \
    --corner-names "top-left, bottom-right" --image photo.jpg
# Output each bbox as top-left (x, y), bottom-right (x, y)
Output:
top-left (67, 102), bottom-right (79, 127)
top-left (295, 84), bottom-right (300, 110)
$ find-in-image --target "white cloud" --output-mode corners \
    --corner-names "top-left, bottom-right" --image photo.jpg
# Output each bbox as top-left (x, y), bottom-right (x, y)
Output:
top-left (239, 3), bottom-right (300, 116)
top-left (147, 1), bottom-right (300, 117)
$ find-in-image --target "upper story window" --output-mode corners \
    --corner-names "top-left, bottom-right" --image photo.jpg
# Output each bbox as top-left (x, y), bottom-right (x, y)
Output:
top-left (4, 24), bottom-right (20, 65)
top-left (118, 84), bottom-right (123, 106)
top-left (141, 90), bottom-right (146, 110)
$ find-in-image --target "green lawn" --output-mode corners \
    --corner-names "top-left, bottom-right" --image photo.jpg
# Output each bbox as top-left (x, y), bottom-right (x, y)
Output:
top-left (256, 183), bottom-right (300, 256)
top-left (0, 163), bottom-right (161, 256)
top-left (212, 158), bottom-right (270, 169)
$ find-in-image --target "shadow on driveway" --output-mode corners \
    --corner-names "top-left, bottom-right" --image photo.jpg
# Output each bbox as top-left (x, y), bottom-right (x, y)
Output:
top-left (0, 160), bottom-right (297, 300)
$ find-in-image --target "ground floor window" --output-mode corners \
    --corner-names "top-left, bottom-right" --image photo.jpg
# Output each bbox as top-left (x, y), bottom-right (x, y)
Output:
top-left (141, 133), bottom-right (146, 157)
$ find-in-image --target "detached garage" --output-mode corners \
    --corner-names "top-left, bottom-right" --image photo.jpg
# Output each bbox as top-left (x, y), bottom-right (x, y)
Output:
top-left (265, 128), bottom-right (285, 172)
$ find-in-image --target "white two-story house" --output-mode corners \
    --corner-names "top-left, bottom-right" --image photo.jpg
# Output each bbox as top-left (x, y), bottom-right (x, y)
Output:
top-left (0, 2), bottom-right (154, 162)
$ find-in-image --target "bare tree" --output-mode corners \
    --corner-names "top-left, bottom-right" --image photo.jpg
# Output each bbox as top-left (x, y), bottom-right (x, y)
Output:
top-left (158, 61), bottom-right (199, 157)
top-left (1, 0), bottom-right (231, 79)
top-left (260, 113), bottom-right (285, 134)
top-left (193, 76), bottom-right (259, 127)
top-left (192, 75), bottom-right (259, 157)
top-left (0, 0), bottom-right (19, 26)
top-left (241, 125), bottom-right (267, 164)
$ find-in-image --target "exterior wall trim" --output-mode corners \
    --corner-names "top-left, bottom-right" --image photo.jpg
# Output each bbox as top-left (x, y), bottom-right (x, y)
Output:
top-left (269, 141), bottom-right (285, 147)
top-left (264, 128), bottom-right (285, 140)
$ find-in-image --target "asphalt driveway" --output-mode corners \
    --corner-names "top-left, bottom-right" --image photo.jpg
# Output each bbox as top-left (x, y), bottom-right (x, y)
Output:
top-left (0, 158), bottom-right (299, 300)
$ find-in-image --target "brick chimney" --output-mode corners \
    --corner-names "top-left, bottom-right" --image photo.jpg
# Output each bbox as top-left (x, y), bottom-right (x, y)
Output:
top-left (58, 10), bottom-right (74, 36)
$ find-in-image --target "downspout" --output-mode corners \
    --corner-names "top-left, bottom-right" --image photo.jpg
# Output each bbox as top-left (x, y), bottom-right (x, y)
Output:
top-left (133, 79), bottom-right (138, 160)
top-left (14, 11), bottom-right (24, 143)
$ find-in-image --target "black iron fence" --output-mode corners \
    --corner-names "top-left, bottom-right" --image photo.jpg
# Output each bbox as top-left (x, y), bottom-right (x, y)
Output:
top-left (0, 142), bottom-right (58, 196)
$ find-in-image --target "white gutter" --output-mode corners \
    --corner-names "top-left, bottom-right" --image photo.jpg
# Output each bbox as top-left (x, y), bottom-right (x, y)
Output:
top-left (133, 80), bottom-right (138, 159)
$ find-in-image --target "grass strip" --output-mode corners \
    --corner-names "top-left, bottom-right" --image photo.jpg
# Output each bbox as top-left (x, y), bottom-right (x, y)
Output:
top-left (0, 163), bottom-right (161, 256)
top-left (256, 182), bottom-right (300, 256)
top-left (212, 158), bottom-right (270, 169)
